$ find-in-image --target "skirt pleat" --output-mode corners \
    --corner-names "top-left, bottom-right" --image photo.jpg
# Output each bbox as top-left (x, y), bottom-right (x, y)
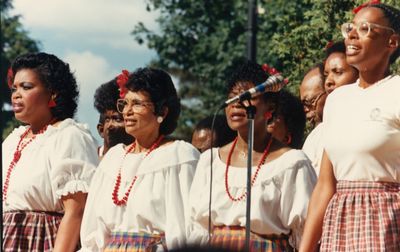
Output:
top-left (3, 211), bottom-right (63, 252)
top-left (320, 180), bottom-right (400, 252)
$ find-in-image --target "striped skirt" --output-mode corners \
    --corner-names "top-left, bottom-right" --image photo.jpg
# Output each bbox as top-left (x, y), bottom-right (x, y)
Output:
top-left (320, 180), bottom-right (400, 252)
top-left (3, 210), bottom-right (63, 252)
top-left (210, 226), bottom-right (293, 252)
top-left (104, 232), bottom-right (166, 252)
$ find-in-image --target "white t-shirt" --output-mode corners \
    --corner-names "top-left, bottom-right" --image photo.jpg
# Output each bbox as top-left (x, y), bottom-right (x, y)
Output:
top-left (188, 148), bottom-right (316, 249)
top-left (80, 140), bottom-right (199, 251)
top-left (2, 118), bottom-right (99, 212)
top-left (302, 123), bottom-right (324, 176)
top-left (323, 75), bottom-right (400, 182)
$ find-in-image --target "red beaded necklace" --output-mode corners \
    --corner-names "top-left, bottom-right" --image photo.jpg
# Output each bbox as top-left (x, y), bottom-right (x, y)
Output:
top-left (225, 136), bottom-right (273, 202)
top-left (112, 135), bottom-right (164, 206)
top-left (3, 123), bottom-right (51, 202)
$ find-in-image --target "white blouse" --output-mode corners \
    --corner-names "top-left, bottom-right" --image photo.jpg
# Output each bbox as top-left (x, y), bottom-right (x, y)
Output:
top-left (188, 148), bottom-right (316, 249)
top-left (2, 118), bottom-right (99, 212)
top-left (323, 75), bottom-right (400, 182)
top-left (302, 123), bottom-right (324, 176)
top-left (80, 140), bottom-right (200, 251)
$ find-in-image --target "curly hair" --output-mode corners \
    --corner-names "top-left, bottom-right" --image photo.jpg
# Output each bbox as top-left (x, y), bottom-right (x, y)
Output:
top-left (10, 52), bottom-right (79, 120)
top-left (268, 90), bottom-right (306, 149)
top-left (94, 78), bottom-right (119, 114)
top-left (227, 61), bottom-right (269, 94)
top-left (125, 67), bottom-right (181, 135)
top-left (368, 3), bottom-right (400, 64)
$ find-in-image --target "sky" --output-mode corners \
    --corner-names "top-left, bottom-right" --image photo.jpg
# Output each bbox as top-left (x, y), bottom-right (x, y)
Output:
top-left (10, 0), bottom-right (159, 143)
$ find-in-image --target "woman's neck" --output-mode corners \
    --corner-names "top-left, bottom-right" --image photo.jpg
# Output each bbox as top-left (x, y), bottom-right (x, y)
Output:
top-left (29, 116), bottom-right (55, 134)
top-left (357, 63), bottom-right (390, 89)
top-left (133, 131), bottom-right (162, 153)
top-left (236, 132), bottom-right (271, 153)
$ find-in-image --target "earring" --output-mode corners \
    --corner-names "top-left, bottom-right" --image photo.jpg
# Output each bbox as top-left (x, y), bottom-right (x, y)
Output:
top-left (157, 116), bottom-right (163, 124)
top-left (285, 134), bottom-right (292, 145)
top-left (48, 99), bottom-right (56, 108)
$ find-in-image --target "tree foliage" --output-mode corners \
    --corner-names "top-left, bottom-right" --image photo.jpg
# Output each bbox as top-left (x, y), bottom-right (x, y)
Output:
top-left (1, 0), bottom-right (41, 140)
top-left (133, 0), bottom-right (399, 139)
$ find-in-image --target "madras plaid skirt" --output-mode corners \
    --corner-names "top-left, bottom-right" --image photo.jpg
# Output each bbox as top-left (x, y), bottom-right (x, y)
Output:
top-left (320, 180), bottom-right (400, 252)
top-left (104, 231), bottom-right (167, 252)
top-left (210, 226), bottom-right (293, 252)
top-left (3, 210), bottom-right (63, 252)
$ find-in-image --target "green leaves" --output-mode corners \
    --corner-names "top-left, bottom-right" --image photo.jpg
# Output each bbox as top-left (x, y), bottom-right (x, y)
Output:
top-left (134, 0), bottom-right (399, 139)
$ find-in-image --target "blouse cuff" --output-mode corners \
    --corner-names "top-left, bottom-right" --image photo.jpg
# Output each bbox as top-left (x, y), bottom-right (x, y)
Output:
top-left (56, 179), bottom-right (90, 197)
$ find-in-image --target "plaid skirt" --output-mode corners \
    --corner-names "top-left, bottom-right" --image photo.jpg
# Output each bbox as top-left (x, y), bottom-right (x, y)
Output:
top-left (209, 226), bottom-right (293, 252)
top-left (3, 210), bottom-right (63, 252)
top-left (104, 231), bottom-right (167, 252)
top-left (320, 180), bottom-right (400, 252)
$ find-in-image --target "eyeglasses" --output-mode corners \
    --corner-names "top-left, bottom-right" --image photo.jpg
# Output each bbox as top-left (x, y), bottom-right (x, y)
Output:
top-left (341, 21), bottom-right (395, 39)
top-left (302, 92), bottom-right (325, 110)
top-left (116, 98), bottom-right (153, 113)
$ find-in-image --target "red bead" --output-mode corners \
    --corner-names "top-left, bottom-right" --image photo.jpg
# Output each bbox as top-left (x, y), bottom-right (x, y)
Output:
top-left (225, 136), bottom-right (273, 202)
top-left (3, 123), bottom-right (51, 202)
top-left (111, 135), bottom-right (164, 206)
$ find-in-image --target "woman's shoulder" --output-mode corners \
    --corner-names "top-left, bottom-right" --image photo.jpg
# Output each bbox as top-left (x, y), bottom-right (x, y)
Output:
top-left (137, 140), bottom-right (200, 175)
top-left (268, 149), bottom-right (313, 174)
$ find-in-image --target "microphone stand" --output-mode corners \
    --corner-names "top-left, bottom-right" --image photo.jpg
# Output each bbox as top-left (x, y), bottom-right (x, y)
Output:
top-left (242, 100), bottom-right (256, 252)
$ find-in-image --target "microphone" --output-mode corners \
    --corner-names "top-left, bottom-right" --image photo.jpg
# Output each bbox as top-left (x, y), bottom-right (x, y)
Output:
top-left (220, 74), bottom-right (287, 108)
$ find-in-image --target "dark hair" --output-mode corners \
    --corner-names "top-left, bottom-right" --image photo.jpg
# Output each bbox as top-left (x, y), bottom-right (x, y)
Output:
top-left (11, 52), bottom-right (79, 120)
top-left (325, 41), bottom-right (346, 57)
top-left (94, 78), bottom-right (119, 114)
top-left (266, 90), bottom-right (306, 149)
top-left (193, 115), bottom-right (236, 147)
top-left (125, 67), bottom-right (180, 135)
top-left (369, 3), bottom-right (400, 64)
top-left (227, 60), bottom-right (269, 94)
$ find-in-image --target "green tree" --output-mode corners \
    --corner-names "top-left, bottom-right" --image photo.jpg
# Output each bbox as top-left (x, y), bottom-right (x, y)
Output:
top-left (134, 0), bottom-right (398, 140)
top-left (1, 0), bottom-right (41, 140)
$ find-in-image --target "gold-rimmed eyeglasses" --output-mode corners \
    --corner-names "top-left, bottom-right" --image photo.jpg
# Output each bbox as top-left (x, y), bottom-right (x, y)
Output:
top-left (116, 98), bottom-right (154, 113)
top-left (341, 21), bottom-right (395, 39)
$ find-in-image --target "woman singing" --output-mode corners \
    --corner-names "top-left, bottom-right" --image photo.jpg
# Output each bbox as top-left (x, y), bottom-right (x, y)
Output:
top-left (2, 52), bottom-right (99, 251)
top-left (300, 3), bottom-right (400, 251)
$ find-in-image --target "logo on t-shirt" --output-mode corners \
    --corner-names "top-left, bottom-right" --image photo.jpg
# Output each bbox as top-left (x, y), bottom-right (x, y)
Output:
top-left (369, 107), bottom-right (381, 121)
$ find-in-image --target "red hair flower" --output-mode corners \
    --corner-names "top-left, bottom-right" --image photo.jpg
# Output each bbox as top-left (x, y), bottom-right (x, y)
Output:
top-left (116, 69), bottom-right (129, 98)
top-left (7, 68), bottom-right (13, 88)
top-left (262, 63), bottom-right (281, 76)
top-left (353, 0), bottom-right (380, 14)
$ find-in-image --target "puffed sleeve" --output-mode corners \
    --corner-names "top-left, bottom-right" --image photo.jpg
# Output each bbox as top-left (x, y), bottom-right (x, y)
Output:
top-left (164, 147), bottom-right (198, 249)
top-left (187, 148), bottom-right (214, 246)
top-left (277, 152), bottom-right (316, 249)
top-left (50, 120), bottom-right (99, 198)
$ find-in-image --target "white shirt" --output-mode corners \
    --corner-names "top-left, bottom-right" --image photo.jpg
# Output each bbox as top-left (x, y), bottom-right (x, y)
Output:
top-left (80, 140), bottom-right (200, 251)
top-left (2, 118), bottom-right (99, 212)
top-left (188, 148), bottom-right (316, 249)
top-left (323, 75), bottom-right (400, 182)
top-left (302, 123), bottom-right (324, 176)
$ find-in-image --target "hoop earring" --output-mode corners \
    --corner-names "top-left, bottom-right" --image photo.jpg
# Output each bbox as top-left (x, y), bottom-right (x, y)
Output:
top-left (157, 116), bottom-right (163, 124)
